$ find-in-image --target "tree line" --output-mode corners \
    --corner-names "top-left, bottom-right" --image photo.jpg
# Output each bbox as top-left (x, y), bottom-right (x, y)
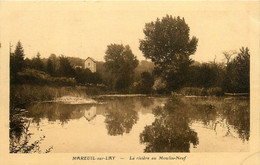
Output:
top-left (10, 14), bottom-right (250, 94)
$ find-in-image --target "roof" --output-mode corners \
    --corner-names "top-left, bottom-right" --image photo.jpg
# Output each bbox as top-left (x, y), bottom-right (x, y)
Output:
top-left (85, 57), bottom-right (96, 63)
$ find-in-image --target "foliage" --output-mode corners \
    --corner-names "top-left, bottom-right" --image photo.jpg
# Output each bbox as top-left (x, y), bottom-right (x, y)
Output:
top-left (10, 84), bottom-right (105, 109)
top-left (104, 44), bottom-right (139, 92)
top-left (134, 60), bottom-right (154, 81)
top-left (68, 57), bottom-right (84, 67)
top-left (223, 47), bottom-right (250, 93)
top-left (30, 52), bottom-right (45, 71)
top-left (16, 69), bottom-right (76, 86)
top-left (179, 87), bottom-right (223, 96)
top-left (46, 58), bottom-right (55, 76)
top-left (58, 55), bottom-right (75, 77)
top-left (48, 54), bottom-right (59, 75)
top-left (74, 68), bottom-right (102, 85)
top-left (10, 41), bottom-right (25, 83)
top-left (10, 108), bottom-right (53, 153)
top-left (188, 62), bottom-right (225, 88)
top-left (134, 72), bottom-right (155, 94)
top-left (9, 41), bottom-right (250, 95)
top-left (139, 15), bottom-right (198, 90)
top-left (152, 78), bottom-right (167, 94)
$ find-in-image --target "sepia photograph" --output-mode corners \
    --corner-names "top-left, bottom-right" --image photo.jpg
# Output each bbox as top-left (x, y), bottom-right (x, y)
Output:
top-left (0, 1), bottom-right (259, 165)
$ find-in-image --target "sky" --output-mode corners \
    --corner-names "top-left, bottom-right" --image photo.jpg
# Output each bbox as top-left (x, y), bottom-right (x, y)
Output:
top-left (0, 1), bottom-right (259, 63)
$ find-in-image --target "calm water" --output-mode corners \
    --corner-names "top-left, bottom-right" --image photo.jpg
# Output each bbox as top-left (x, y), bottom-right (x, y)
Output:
top-left (23, 96), bottom-right (249, 152)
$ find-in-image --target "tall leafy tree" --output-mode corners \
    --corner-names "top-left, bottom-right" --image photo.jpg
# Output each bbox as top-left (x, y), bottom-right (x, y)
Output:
top-left (49, 54), bottom-right (59, 74)
top-left (104, 44), bottom-right (139, 92)
top-left (139, 15), bottom-right (198, 90)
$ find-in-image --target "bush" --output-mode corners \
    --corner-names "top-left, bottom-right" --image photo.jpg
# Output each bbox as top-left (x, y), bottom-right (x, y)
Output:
top-left (50, 77), bottom-right (76, 86)
top-left (133, 72), bottom-right (154, 94)
top-left (179, 87), bottom-right (206, 96)
top-left (16, 69), bottom-right (76, 86)
top-left (206, 87), bottom-right (223, 96)
top-left (179, 87), bottom-right (223, 96)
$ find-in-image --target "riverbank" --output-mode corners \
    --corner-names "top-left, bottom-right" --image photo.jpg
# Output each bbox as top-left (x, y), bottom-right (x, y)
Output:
top-left (11, 84), bottom-right (250, 109)
top-left (10, 84), bottom-right (107, 108)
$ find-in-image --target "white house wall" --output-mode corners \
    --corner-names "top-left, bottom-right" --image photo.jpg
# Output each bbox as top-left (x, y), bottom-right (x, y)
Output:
top-left (85, 59), bottom-right (96, 72)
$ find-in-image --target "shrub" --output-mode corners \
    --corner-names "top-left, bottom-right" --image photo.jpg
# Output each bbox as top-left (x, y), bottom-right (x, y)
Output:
top-left (16, 69), bottom-right (76, 86)
top-left (207, 87), bottom-right (223, 96)
top-left (179, 87), bottom-right (223, 96)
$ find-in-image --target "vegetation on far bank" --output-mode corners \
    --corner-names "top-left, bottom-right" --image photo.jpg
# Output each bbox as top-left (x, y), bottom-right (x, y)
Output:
top-left (10, 14), bottom-right (250, 107)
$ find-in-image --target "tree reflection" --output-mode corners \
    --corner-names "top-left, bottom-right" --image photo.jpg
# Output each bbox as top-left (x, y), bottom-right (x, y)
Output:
top-left (182, 97), bottom-right (250, 142)
top-left (26, 103), bottom-right (93, 125)
top-left (140, 97), bottom-right (154, 108)
top-left (140, 98), bottom-right (199, 152)
top-left (104, 98), bottom-right (139, 136)
top-left (221, 98), bottom-right (250, 141)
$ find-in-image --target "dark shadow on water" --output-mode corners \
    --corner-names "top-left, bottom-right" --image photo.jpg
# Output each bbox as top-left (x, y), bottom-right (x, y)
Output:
top-left (184, 97), bottom-right (250, 142)
top-left (104, 97), bottom-right (139, 136)
top-left (26, 103), bottom-right (94, 125)
top-left (140, 98), bottom-right (199, 152)
top-left (140, 97), bottom-right (250, 152)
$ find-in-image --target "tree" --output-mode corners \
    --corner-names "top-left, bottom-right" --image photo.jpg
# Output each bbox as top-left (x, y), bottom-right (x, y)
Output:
top-left (223, 50), bottom-right (237, 65)
top-left (49, 54), bottom-right (59, 75)
top-left (58, 55), bottom-right (75, 77)
top-left (46, 59), bottom-right (55, 76)
top-left (224, 47), bottom-right (250, 93)
top-left (30, 52), bottom-right (44, 71)
top-left (139, 15), bottom-right (198, 90)
top-left (104, 44), bottom-right (139, 92)
top-left (135, 72), bottom-right (154, 94)
top-left (10, 41), bottom-right (25, 83)
top-left (75, 68), bottom-right (102, 85)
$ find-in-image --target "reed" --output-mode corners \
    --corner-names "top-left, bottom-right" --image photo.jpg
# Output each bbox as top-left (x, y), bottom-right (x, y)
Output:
top-left (10, 84), bottom-right (105, 108)
top-left (179, 87), bottom-right (223, 96)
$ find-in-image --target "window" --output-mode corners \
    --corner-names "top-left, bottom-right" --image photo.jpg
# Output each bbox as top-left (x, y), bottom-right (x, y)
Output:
top-left (88, 63), bottom-right (90, 66)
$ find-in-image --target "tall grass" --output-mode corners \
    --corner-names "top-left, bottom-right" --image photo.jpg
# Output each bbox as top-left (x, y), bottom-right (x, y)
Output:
top-left (10, 84), bottom-right (105, 108)
top-left (179, 87), bottom-right (223, 96)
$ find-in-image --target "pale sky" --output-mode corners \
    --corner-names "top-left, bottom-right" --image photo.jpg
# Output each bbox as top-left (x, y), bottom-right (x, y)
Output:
top-left (0, 1), bottom-right (259, 62)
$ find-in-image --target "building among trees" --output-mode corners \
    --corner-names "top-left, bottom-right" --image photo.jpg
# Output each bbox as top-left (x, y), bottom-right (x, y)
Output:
top-left (84, 57), bottom-right (96, 72)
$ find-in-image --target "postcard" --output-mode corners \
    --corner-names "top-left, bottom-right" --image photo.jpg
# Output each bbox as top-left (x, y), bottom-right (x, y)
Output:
top-left (0, 1), bottom-right (259, 165)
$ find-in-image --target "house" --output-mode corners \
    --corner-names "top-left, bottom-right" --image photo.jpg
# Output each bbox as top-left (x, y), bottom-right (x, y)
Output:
top-left (84, 57), bottom-right (96, 73)
top-left (84, 106), bottom-right (97, 121)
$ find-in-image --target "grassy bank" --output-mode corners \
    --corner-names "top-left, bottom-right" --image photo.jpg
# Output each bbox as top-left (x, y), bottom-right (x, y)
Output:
top-left (178, 87), bottom-right (223, 96)
top-left (10, 84), bottom-right (106, 108)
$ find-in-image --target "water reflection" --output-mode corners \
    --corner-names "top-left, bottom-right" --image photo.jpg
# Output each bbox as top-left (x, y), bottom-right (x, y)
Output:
top-left (26, 103), bottom-right (94, 125)
top-left (22, 96), bottom-right (249, 152)
top-left (140, 98), bottom-right (199, 152)
top-left (104, 98), bottom-right (139, 136)
top-left (140, 97), bottom-right (154, 108)
top-left (183, 97), bottom-right (250, 142)
top-left (140, 97), bottom-right (250, 152)
top-left (221, 98), bottom-right (249, 141)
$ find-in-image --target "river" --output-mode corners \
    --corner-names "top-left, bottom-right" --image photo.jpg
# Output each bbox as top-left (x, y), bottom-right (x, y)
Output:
top-left (19, 96), bottom-right (249, 153)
